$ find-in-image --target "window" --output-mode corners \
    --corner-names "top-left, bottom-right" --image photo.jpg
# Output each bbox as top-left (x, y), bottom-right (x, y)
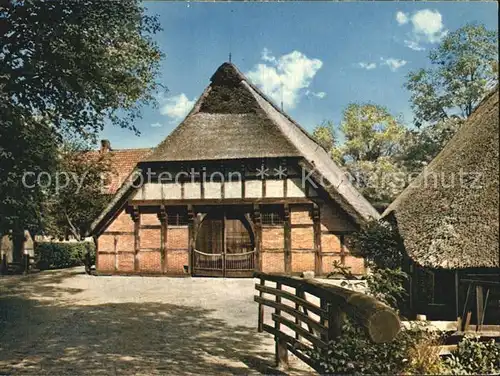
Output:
top-left (261, 206), bottom-right (284, 226)
top-left (167, 208), bottom-right (189, 226)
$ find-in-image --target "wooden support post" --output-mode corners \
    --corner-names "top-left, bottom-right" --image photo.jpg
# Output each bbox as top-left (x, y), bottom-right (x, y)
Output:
top-left (480, 288), bottom-right (490, 331)
top-left (282, 158), bottom-right (288, 198)
top-left (1, 253), bottom-right (7, 275)
top-left (312, 204), bottom-right (321, 276)
top-left (327, 302), bottom-right (346, 342)
top-left (258, 277), bottom-right (264, 332)
top-left (461, 283), bottom-right (472, 331)
top-left (187, 205), bottom-right (195, 275)
top-left (23, 252), bottom-right (29, 274)
top-left (284, 204), bottom-right (291, 274)
top-left (158, 205), bottom-right (167, 273)
top-left (340, 234), bottom-right (346, 266)
top-left (241, 162), bottom-right (246, 198)
top-left (261, 158), bottom-right (266, 198)
top-left (476, 285), bottom-right (484, 332)
top-left (132, 206), bottom-right (140, 272)
top-left (253, 204), bottom-right (262, 272)
top-left (320, 298), bottom-right (327, 342)
top-left (274, 282), bottom-right (288, 368)
top-left (295, 286), bottom-right (303, 340)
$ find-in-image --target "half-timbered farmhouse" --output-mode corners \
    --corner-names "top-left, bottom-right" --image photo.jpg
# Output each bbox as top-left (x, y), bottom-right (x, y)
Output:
top-left (90, 62), bottom-right (379, 277)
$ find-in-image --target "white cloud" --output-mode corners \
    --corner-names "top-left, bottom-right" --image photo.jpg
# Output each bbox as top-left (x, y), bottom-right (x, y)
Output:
top-left (396, 11), bottom-right (409, 25)
top-left (305, 90), bottom-right (326, 99)
top-left (381, 58), bottom-right (407, 72)
top-left (151, 122), bottom-right (163, 128)
top-left (246, 49), bottom-right (323, 109)
top-left (404, 39), bottom-right (426, 51)
top-left (159, 93), bottom-right (195, 121)
top-left (411, 9), bottom-right (447, 43)
top-left (398, 9), bottom-right (447, 50)
top-left (358, 62), bottom-right (377, 70)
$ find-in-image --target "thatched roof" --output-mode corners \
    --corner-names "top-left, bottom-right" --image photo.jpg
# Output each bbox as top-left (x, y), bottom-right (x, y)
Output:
top-left (383, 90), bottom-right (499, 269)
top-left (89, 63), bottom-right (379, 235)
top-left (144, 63), bottom-right (301, 161)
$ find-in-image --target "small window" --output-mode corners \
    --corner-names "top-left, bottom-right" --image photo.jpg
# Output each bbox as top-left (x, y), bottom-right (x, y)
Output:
top-left (167, 208), bottom-right (189, 226)
top-left (261, 206), bottom-right (284, 226)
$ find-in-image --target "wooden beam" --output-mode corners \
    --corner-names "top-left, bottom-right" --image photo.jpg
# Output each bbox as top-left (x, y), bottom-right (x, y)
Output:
top-left (284, 204), bottom-right (291, 274)
top-left (241, 162), bottom-right (246, 198)
top-left (129, 198), bottom-right (314, 206)
top-left (312, 203), bottom-right (321, 276)
top-left (131, 206), bottom-right (140, 272)
top-left (187, 205), bottom-right (195, 275)
top-left (158, 205), bottom-right (167, 273)
top-left (340, 234), bottom-right (346, 266)
top-left (476, 285), bottom-right (484, 331)
top-left (253, 204), bottom-right (262, 272)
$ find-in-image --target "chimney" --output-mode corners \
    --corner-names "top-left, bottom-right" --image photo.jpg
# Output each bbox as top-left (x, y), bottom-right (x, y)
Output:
top-left (100, 139), bottom-right (111, 153)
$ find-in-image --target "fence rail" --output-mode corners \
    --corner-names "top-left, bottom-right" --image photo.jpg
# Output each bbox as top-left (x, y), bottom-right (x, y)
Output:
top-left (254, 271), bottom-right (401, 372)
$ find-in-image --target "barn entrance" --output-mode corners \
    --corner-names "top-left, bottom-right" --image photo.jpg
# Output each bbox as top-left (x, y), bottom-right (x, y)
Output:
top-left (193, 209), bottom-right (255, 277)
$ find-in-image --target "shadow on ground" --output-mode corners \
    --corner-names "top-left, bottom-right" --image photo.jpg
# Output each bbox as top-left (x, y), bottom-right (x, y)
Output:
top-left (0, 270), bottom-right (296, 375)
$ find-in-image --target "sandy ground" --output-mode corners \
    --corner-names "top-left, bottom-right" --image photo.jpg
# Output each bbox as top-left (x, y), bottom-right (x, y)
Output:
top-left (0, 268), bottom-right (313, 375)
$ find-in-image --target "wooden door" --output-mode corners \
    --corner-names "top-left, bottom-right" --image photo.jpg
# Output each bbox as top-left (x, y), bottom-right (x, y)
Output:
top-left (193, 209), bottom-right (255, 277)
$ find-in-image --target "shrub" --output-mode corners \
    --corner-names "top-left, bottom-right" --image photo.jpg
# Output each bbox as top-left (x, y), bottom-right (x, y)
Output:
top-left (445, 336), bottom-right (500, 375)
top-left (35, 241), bottom-right (95, 270)
top-left (366, 267), bottom-right (408, 311)
top-left (346, 219), bottom-right (409, 311)
top-left (305, 320), bottom-right (433, 375)
top-left (347, 219), bottom-right (403, 269)
top-left (405, 330), bottom-right (449, 375)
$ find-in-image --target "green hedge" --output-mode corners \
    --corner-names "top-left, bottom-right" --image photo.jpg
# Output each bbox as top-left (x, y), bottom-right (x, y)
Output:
top-left (35, 241), bottom-right (96, 270)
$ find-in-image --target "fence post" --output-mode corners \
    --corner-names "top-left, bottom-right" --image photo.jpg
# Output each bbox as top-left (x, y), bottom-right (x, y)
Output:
top-left (257, 277), bottom-right (264, 332)
top-left (295, 286), bottom-right (302, 340)
top-left (23, 252), bottom-right (29, 275)
top-left (275, 282), bottom-right (288, 368)
top-left (327, 302), bottom-right (346, 342)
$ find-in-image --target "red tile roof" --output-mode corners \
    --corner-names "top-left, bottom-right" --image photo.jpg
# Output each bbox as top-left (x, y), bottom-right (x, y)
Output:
top-left (104, 148), bottom-right (152, 194)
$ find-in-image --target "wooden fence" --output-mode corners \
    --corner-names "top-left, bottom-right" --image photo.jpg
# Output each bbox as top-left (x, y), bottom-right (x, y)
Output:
top-left (254, 271), bottom-right (401, 372)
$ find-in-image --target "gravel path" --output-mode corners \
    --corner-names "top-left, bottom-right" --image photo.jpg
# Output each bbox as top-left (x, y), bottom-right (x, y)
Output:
top-left (0, 268), bottom-right (313, 375)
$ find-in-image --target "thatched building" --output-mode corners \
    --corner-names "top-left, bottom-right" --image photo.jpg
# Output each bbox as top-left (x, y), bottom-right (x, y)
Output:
top-left (383, 90), bottom-right (499, 322)
top-left (89, 62), bottom-right (379, 277)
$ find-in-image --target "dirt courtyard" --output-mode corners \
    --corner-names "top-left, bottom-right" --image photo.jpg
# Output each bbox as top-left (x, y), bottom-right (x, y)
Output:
top-left (0, 268), bottom-right (311, 375)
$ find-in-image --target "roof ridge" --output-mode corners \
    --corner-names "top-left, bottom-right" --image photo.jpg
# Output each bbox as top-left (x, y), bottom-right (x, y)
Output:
top-left (227, 62), bottom-right (330, 154)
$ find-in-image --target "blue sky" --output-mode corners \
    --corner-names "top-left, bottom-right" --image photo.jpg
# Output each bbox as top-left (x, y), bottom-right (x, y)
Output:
top-left (100, 1), bottom-right (498, 149)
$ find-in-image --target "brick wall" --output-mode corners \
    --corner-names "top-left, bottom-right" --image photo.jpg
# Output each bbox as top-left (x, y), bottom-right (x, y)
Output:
top-left (166, 227), bottom-right (189, 274)
top-left (319, 203), bottom-right (356, 232)
top-left (261, 226), bottom-right (285, 273)
top-left (138, 251), bottom-right (162, 272)
top-left (98, 253), bottom-right (115, 272)
top-left (318, 203), bottom-right (364, 276)
top-left (117, 252), bottom-right (134, 272)
top-left (140, 229), bottom-right (161, 249)
top-left (262, 251), bottom-right (285, 273)
top-left (290, 205), bottom-right (315, 272)
top-left (291, 251), bottom-right (315, 272)
top-left (106, 210), bottom-right (134, 232)
top-left (166, 250), bottom-right (188, 274)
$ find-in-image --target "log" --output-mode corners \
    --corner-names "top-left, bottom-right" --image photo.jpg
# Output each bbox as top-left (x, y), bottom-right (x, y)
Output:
top-left (254, 271), bottom-right (401, 343)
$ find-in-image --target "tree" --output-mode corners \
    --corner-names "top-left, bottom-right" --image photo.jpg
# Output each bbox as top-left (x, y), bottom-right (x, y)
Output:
top-left (400, 117), bottom-right (463, 172)
top-left (313, 104), bottom-right (408, 205)
top-left (338, 103), bottom-right (406, 163)
top-left (405, 24), bottom-right (498, 127)
top-left (0, 0), bottom-right (162, 235)
top-left (44, 143), bottom-right (112, 240)
top-left (312, 120), bottom-right (336, 152)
